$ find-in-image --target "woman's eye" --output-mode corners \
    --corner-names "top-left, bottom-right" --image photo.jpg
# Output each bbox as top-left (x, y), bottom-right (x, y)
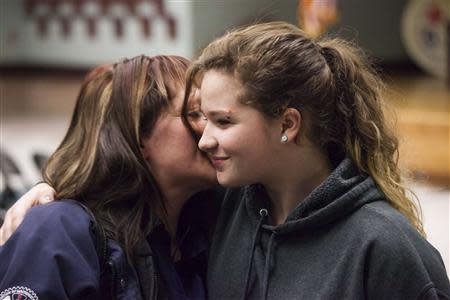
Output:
top-left (188, 110), bottom-right (206, 120)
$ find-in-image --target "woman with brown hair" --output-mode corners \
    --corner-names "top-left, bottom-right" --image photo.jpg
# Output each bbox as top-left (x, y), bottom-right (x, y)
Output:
top-left (0, 55), bottom-right (218, 299)
top-left (3, 22), bottom-right (449, 300)
top-left (186, 21), bottom-right (449, 299)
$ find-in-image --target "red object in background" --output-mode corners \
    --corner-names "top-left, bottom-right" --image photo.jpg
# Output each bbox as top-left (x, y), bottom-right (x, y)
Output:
top-left (426, 3), bottom-right (442, 25)
top-left (140, 17), bottom-right (151, 38)
top-left (401, 0), bottom-right (448, 79)
top-left (298, 0), bottom-right (339, 38)
top-left (24, 0), bottom-right (177, 39)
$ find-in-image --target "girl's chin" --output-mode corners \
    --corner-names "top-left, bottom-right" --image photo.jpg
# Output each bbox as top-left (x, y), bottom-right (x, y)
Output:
top-left (216, 175), bottom-right (241, 188)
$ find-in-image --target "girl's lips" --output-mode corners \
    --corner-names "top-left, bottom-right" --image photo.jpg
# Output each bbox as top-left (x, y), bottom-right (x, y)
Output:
top-left (210, 156), bottom-right (229, 168)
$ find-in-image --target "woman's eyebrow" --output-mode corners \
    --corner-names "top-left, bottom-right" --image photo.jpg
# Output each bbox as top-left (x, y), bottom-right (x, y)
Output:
top-left (187, 103), bottom-right (201, 110)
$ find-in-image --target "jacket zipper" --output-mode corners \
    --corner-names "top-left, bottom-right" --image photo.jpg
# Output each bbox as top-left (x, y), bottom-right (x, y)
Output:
top-left (108, 259), bottom-right (118, 299)
top-left (152, 261), bottom-right (159, 300)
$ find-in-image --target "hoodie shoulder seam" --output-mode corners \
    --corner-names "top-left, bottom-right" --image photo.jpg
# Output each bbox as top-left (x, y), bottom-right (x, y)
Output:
top-left (358, 203), bottom-right (416, 244)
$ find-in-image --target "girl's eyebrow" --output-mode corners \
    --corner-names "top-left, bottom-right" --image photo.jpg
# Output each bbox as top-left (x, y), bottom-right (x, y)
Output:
top-left (204, 109), bottom-right (233, 117)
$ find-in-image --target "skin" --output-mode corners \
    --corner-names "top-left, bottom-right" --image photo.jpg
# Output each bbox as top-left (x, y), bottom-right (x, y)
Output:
top-left (198, 70), bottom-right (282, 187)
top-left (0, 86), bottom-right (217, 249)
top-left (141, 87), bottom-right (216, 238)
top-left (198, 70), bottom-right (332, 225)
top-left (0, 70), bottom-right (331, 240)
top-left (0, 183), bottom-right (55, 245)
top-left (185, 88), bottom-right (207, 136)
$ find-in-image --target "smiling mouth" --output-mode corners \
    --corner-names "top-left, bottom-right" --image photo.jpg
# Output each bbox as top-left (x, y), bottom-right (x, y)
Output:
top-left (209, 156), bottom-right (229, 168)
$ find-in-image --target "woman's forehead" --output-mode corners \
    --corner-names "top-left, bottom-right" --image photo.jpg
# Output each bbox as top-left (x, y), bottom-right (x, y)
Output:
top-left (188, 88), bottom-right (201, 107)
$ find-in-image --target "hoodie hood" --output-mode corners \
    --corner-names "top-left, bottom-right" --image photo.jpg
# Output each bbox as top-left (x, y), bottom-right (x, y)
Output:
top-left (244, 158), bottom-right (385, 235)
top-left (207, 158), bottom-right (448, 300)
top-left (239, 158), bottom-right (387, 300)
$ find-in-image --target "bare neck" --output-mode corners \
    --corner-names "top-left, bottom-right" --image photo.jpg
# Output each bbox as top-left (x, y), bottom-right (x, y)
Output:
top-left (154, 186), bottom-right (197, 262)
top-left (264, 149), bottom-right (332, 225)
top-left (159, 188), bottom-right (196, 240)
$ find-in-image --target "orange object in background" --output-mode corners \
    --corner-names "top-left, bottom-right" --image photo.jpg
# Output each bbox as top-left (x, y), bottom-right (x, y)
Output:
top-left (298, 0), bottom-right (339, 38)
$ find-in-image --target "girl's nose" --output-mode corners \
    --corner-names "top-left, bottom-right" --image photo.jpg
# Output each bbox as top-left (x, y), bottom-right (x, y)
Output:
top-left (198, 126), bottom-right (218, 152)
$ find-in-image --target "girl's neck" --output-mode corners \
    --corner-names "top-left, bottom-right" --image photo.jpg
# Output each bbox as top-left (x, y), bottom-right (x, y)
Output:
top-left (264, 149), bottom-right (332, 225)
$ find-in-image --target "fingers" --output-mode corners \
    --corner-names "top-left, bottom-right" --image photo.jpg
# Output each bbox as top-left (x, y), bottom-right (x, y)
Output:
top-left (0, 199), bottom-right (25, 246)
top-left (38, 191), bottom-right (54, 205)
top-left (40, 195), bottom-right (52, 204)
top-left (0, 182), bottom-right (56, 245)
top-left (34, 183), bottom-right (55, 205)
top-left (0, 207), bottom-right (25, 246)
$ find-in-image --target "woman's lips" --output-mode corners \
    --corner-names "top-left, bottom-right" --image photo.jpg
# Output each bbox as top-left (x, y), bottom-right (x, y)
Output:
top-left (210, 156), bottom-right (229, 168)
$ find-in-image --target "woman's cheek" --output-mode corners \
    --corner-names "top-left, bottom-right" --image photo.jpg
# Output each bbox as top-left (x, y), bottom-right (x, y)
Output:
top-left (191, 118), bottom-right (206, 137)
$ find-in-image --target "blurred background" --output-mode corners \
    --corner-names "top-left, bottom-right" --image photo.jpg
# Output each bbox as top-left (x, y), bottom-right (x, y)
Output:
top-left (0, 0), bottom-right (449, 273)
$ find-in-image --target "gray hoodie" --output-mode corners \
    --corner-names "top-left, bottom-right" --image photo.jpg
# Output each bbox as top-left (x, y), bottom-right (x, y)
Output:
top-left (207, 159), bottom-right (450, 300)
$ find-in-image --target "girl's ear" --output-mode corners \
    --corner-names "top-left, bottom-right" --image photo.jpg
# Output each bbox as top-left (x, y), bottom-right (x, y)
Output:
top-left (280, 108), bottom-right (302, 143)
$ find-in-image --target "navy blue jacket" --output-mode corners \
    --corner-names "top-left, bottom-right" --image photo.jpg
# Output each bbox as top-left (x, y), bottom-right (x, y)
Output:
top-left (0, 201), bottom-right (142, 299)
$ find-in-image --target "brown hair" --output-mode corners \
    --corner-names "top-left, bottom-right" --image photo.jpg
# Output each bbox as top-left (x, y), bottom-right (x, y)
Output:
top-left (185, 22), bottom-right (424, 235)
top-left (43, 55), bottom-right (191, 258)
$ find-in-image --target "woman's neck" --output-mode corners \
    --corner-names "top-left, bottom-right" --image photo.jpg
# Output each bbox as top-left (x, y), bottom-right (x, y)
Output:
top-left (161, 189), bottom-right (193, 239)
top-left (151, 189), bottom-right (190, 262)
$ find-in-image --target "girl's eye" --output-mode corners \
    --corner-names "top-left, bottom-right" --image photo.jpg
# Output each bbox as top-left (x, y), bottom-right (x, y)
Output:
top-left (217, 118), bottom-right (231, 126)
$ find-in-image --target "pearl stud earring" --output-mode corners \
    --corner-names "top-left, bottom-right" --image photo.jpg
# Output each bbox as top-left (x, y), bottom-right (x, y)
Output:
top-left (281, 134), bottom-right (288, 143)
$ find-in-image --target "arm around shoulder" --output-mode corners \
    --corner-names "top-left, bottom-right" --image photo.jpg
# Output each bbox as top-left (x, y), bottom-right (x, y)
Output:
top-left (0, 201), bottom-right (101, 300)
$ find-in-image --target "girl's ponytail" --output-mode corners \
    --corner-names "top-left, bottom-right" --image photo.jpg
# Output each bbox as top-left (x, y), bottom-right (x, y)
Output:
top-left (185, 22), bottom-right (424, 235)
top-left (318, 39), bottom-right (424, 235)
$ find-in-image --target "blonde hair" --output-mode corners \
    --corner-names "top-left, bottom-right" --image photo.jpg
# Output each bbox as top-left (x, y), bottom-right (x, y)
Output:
top-left (44, 55), bottom-right (192, 257)
top-left (186, 22), bottom-right (424, 235)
